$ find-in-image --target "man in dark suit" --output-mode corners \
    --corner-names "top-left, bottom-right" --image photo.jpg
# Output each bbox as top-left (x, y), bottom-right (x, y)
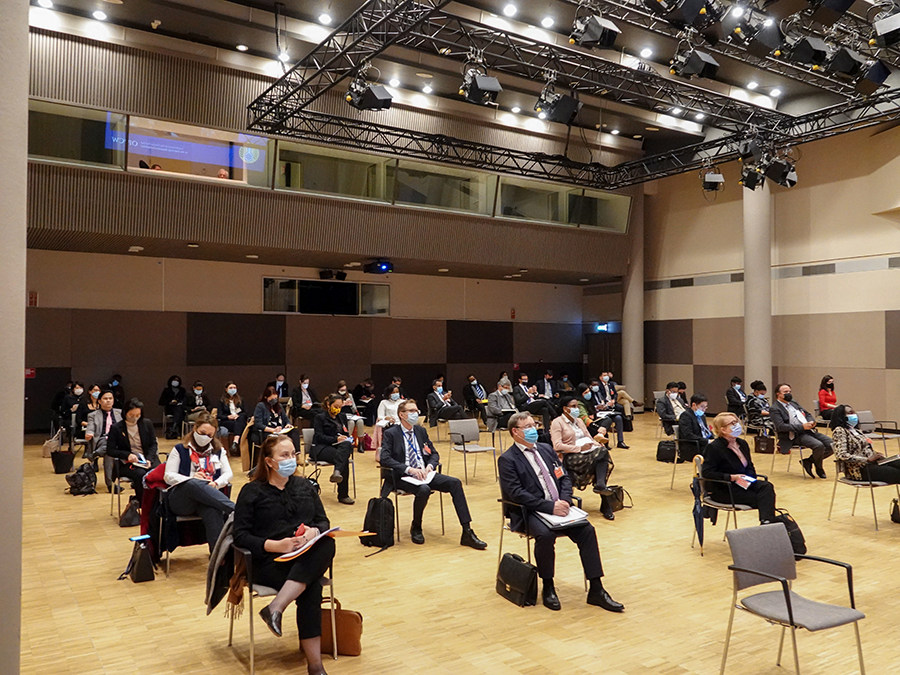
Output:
top-left (425, 379), bottom-right (465, 427)
top-left (462, 374), bottom-right (489, 427)
top-left (725, 376), bottom-right (747, 416)
top-left (677, 393), bottom-right (712, 461)
top-left (535, 370), bottom-right (558, 402)
top-left (267, 373), bottom-right (289, 399)
top-left (770, 383), bottom-right (833, 478)
top-left (498, 412), bottom-right (624, 613)
top-left (596, 375), bottom-right (624, 415)
top-left (656, 381), bottom-right (682, 435)
top-left (512, 373), bottom-right (558, 429)
top-left (380, 399), bottom-right (486, 549)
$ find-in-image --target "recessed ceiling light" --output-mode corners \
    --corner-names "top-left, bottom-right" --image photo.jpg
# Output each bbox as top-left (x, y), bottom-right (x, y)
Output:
top-left (318, 13), bottom-right (332, 25)
top-left (511, 273), bottom-right (522, 278)
top-left (278, 51), bottom-right (290, 62)
top-left (245, 254), bottom-right (259, 259)
top-left (103, 0), bottom-right (123, 4)
top-left (645, 126), bottom-right (660, 131)
top-left (503, 275), bottom-right (513, 279)
top-left (518, 269), bottom-right (528, 273)
top-left (187, 243), bottom-right (200, 248)
top-left (92, 10), bottom-right (107, 20)
top-left (580, 278), bottom-right (589, 282)
top-left (633, 134), bottom-right (642, 139)
top-left (128, 246), bottom-right (143, 253)
top-left (415, 72), bottom-right (434, 79)
top-left (511, 106), bottom-right (521, 113)
top-left (671, 107), bottom-right (683, 115)
top-left (38, 0), bottom-right (53, 7)
top-left (694, 112), bottom-right (706, 120)
top-left (389, 78), bottom-right (400, 87)
top-left (770, 88), bottom-right (782, 97)
top-left (640, 47), bottom-right (653, 59)
top-left (236, 44), bottom-right (249, 52)
top-left (438, 268), bottom-right (449, 272)
top-left (503, 4), bottom-right (517, 17)
top-left (747, 80), bottom-right (759, 90)
top-left (422, 84), bottom-right (433, 94)
top-left (610, 129), bottom-right (620, 135)
top-left (541, 16), bottom-right (554, 28)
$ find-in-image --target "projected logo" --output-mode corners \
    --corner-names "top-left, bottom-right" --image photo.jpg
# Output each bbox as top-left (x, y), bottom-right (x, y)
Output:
top-left (238, 147), bottom-right (261, 164)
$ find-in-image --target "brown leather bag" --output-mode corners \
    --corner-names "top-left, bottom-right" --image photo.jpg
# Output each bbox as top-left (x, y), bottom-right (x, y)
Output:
top-left (320, 597), bottom-right (363, 656)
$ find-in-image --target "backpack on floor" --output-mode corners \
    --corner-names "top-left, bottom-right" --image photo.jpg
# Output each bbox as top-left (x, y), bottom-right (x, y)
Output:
top-left (360, 497), bottom-right (394, 556)
top-left (656, 440), bottom-right (678, 463)
top-left (774, 508), bottom-right (807, 555)
top-left (65, 462), bottom-right (97, 496)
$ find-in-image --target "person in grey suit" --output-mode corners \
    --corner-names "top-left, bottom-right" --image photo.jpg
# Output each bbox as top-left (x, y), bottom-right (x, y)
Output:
top-left (487, 379), bottom-right (518, 432)
top-left (771, 383), bottom-right (833, 479)
top-left (83, 390), bottom-right (121, 491)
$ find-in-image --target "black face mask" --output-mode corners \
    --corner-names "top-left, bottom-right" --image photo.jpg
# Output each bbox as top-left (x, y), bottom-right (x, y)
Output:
top-left (826, 383), bottom-right (834, 390)
top-left (783, 393), bottom-right (793, 403)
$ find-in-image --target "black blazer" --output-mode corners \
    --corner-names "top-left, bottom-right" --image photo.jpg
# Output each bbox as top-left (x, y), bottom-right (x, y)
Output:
top-left (597, 381), bottom-right (616, 403)
top-left (183, 392), bottom-right (211, 413)
top-left (462, 382), bottom-right (488, 408)
top-left (498, 441), bottom-right (573, 533)
top-left (313, 412), bottom-right (352, 447)
top-left (725, 386), bottom-right (747, 415)
top-left (535, 378), bottom-right (556, 398)
top-left (678, 410), bottom-right (710, 454)
top-left (512, 384), bottom-right (536, 410)
top-left (701, 436), bottom-right (759, 503)
top-left (158, 385), bottom-right (186, 409)
top-left (426, 390), bottom-right (457, 415)
top-left (253, 401), bottom-right (289, 433)
top-left (290, 385), bottom-right (320, 410)
top-left (217, 397), bottom-right (245, 424)
top-left (656, 396), bottom-right (677, 423)
top-left (380, 424), bottom-right (440, 485)
top-left (106, 418), bottom-right (160, 466)
top-left (267, 380), bottom-right (290, 398)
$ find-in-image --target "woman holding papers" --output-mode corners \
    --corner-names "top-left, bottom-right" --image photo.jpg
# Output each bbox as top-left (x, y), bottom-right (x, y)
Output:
top-left (233, 433), bottom-right (334, 675)
top-left (252, 386), bottom-right (298, 452)
top-left (311, 394), bottom-right (356, 505)
top-left (373, 385), bottom-right (404, 457)
top-left (702, 413), bottom-right (777, 523)
top-left (831, 404), bottom-right (900, 483)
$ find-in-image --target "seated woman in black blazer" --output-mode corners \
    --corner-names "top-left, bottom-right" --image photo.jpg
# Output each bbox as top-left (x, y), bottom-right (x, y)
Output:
top-left (158, 375), bottom-right (186, 439)
top-left (701, 412), bottom-right (777, 523)
top-left (63, 381), bottom-right (87, 436)
top-left (106, 398), bottom-right (160, 501)
top-left (233, 433), bottom-right (334, 675)
top-left (252, 386), bottom-right (298, 451)
top-left (312, 394), bottom-right (355, 505)
top-left (217, 381), bottom-right (247, 454)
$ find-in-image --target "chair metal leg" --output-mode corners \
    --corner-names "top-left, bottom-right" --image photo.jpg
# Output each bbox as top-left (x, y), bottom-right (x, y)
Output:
top-left (828, 471), bottom-right (839, 521)
top-left (498, 516), bottom-right (505, 568)
top-left (227, 599), bottom-right (235, 646)
top-left (771, 449), bottom-right (777, 475)
top-left (439, 493), bottom-right (445, 536)
top-left (869, 485), bottom-right (879, 531)
top-left (670, 453), bottom-right (678, 490)
top-left (351, 455), bottom-right (357, 500)
top-left (851, 489), bottom-right (859, 516)
top-left (789, 626), bottom-right (800, 674)
top-left (473, 452), bottom-right (478, 479)
top-left (719, 592), bottom-right (737, 675)
top-left (463, 451), bottom-right (468, 485)
top-left (165, 549), bottom-right (170, 578)
top-left (526, 533), bottom-right (532, 565)
top-left (493, 449), bottom-right (498, 481)
top-left (722, 511), bottom-right (732, 540)
top-left (853, 621), bottom-right (866, 675)
top-left (776, 626), bottom-right (786, 666)
top-left (393, 491), bottom-right (401, 542)
top-left (329, 568), bottom-right (337, 661)
top-left (248, 588), bottom-right (255, 675)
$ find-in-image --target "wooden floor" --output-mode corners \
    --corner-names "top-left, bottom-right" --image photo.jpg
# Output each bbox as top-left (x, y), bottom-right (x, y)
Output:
top-left (21, 416), bottom-right (900, 675)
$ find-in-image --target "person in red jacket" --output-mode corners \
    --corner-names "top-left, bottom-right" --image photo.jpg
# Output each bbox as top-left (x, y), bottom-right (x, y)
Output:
top-left (818, 375), bottom-right (838, 420)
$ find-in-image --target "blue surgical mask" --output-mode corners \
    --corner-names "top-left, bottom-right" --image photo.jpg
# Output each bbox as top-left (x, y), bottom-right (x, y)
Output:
top-left (590, 385), bottom-right (600, 393)
top-left (111, 380), bottom-right (119, 387)
top-left (584, 391), bottom-right (592, 400)
top-left (91, 391), bottom-right (100, 399)
top-left (276, 458), bottom-right (297, 477)
top-left (436, 387), bottom-right (443, 394)
top-left (194, 389), bottom-right (203, 396)
top-left (734, 384), bottom-right (741, 390)
top-left (567, 407), bottom-right (581, 418)
top-left (390, 392), bottom-right (400, 401)
top-left (405, 411), bottom-right (419, 425)
top-left (522, 427), bottom-right (539, 444)
top-left (227, 387), bottom-right (237, 396)
top-left (694, 408), bottom-right (705, 417)
top-left (847, 414), bottom-right (858, 427)
top-left (171, 380), bottom-right (179, 387)
top-left (731, 423), bottom-right (743, 436)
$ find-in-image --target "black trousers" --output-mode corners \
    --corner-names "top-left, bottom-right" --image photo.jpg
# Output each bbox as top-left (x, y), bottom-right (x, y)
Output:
top-left (712, 480), bottom-right (777, 523)
top-left (860, 459), bottom-right (900, 484)
top-left (166, 480), bottom-right (235, 552)
top-left (469, 401), bottom-right (488, 425)
top-left (166, 404), bottom-right (184, 436)
top-left (434, 404), bottom-right (465, 423)
top-left (594, 414), bottom-right (626, 444)
top-left (219, 413), bottom-right (247, 439)
top-left (790, 431), bottom-right (834, 468)
top-left (382, 471), bottom-right (471, 529)
top-left (116, 461), bottom-right (149, 501)
top-left (524, 516), bottom-right (604, 582)
top-left (492, 411), bottom-right (514, 431)
top-left (311, 441), bottom-right (352, 498)
top-left (255, 536), bottom-right (336, 640)
top-left (523, 400), bottom-right (557, 429)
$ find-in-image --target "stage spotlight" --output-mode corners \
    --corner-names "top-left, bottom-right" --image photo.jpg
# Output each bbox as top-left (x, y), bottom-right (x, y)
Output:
top-left (569, 14), bottom-right (621, 49)
top-left (747, 20), bottom-right (784, 58)
top-left (764, 158), bottom-right (798, 187)
top-left (345, 75), bottom-right (392, 111)
top-left (762, 0), bottom-right (807, 21)
top-left (783, 37), bottom-right (829, 67)
top-left (738, 140), bottom-right (764, 163)
top-left (855, 59), bottom-right (891, 96)
top-left (697, 2), bottom-right (726, 46)
top-left (811, 0), bottom-right (854, 27)
top-left (642, 0), bottom-right (707, 29)
top-left (534, 84), bottom-right (582, 124)
top-left (670, 47), bottom-right (720, 79)
top-left (826, 47), bottom-right (866, 79)
top-left (459, 70), bottom-right (502, 105)
top-left (739, 164), bottom-right (766, 190)
top-left (871, 12), bottom-right (900, 49)
top-left (701, 168), bottom-right (725, 191)
top-left (363, 260), bottom-right (394, 274)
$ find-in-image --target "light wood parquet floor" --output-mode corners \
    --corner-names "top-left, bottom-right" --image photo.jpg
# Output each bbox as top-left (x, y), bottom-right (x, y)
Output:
top-left (20, 415), bottom-right (900, 675)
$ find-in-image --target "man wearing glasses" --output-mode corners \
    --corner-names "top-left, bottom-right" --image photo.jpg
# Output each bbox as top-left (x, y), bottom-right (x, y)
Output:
top-left (497, 412), bottom-right (624, 613)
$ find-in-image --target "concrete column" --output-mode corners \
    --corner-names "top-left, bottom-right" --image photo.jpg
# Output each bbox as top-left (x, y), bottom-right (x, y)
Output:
top-left (0, 2), bottom-right (29, 670)
top-left (622, 190), bottom-right (645, 406)
top-left (743, 182), bottom-right (773, 389)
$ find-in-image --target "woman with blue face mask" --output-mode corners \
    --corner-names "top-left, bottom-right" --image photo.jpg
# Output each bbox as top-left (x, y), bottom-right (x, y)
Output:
top-left (831, 404), bottom-right (900, 485)
top-left (158, 375), bottom-right (186, 439)
top-left (373, 385), bottom-right (405, 455)
top-left (233, 433), bottom-right (334, 675)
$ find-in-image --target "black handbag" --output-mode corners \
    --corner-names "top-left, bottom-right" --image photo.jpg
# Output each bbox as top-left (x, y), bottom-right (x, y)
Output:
top-left (118, 497), bottom-right (141, 528)
top-left (496, 553), bottom-right (537, 607)
top-left (890, 498), bottom-right (900, 524)
top-left (118, 534), bottom-right (155, 583)
top-left (51, 450), bottom-right (75, 474)
top-left (774, 508), bottom-right (807, 555)
top-left (605, 485), bottom-right (633, 512)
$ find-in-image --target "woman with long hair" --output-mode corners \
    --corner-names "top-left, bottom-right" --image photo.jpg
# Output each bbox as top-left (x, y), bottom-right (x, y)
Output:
top-left (818, 374), bottom-right (838, 420)
top-left (830, 404), bottom-right (900, 484)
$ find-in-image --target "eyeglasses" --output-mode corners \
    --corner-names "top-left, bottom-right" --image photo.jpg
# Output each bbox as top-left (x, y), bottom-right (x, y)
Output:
top-left (516, 423), bottom-right (537, 430)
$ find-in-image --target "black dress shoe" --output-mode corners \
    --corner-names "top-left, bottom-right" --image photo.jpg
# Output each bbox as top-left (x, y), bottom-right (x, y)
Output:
top-left (338, 496), bottom-right (355, 505)
top-left (816, 467), bottom-right (827, 479)
top-left (410, 527), bottom-right (425, 545)
top-left (616, 442), bottom-right (630, 449)
top-left (259, 605), bottom-right (283, 637)
top-left (801, 457), bottom-right (815, 479)
top-left (601, 510), bottom-right (615, 521)
top-left (460, 528), bottom-right (488, 550)
top-left (587, 587), bottom-right (624, 612)
top-left (593, 485), bottom-right (613, 495)
top-left (542, 584), bottom-right (561, 611)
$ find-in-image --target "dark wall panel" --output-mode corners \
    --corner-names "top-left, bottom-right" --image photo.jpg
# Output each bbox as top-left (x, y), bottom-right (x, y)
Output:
top-left (187, 313), bottom-right (284, 366)
top-left (25, 367), bottom-right (71, 433)
top-left (645, 319), bottom-right (693, 365)
top-left (72, 309), bottom-right (186, 369)
top-left (372, 318), bottom-right (445, 365)
top-left (447, 320), bottom-right (513, 364)
top-left (514, 323), bottom-right (582, 363)
top-left (693, 365), bottom-right (745, 414)
top-left (887, 310), bottom-right (900, 370)
top-left (25, 308), bottom-right (72, 367)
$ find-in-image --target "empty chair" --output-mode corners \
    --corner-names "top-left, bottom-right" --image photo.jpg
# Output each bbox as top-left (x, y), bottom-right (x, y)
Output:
top-left (447, 418), bottom-right (497, 484)
top-left (856, 410), bottom-right (900, 453)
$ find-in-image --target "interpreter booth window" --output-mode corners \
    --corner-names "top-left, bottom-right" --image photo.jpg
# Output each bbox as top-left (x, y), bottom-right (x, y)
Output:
top-left (386, 160), bottom-right (497, 215)
top-left (127, 117), bottom-right (271, 186)
top-left (498, 178), bottom-right (562, 223)
top-left (28, 100), bottom-right (126, 168)
top-left (264, 278), bottom-right (391, 316)
top-left (276, 141), bottom-right (386, 200)
top-left (263, 279), bottom-right (298, 313)
top-left (360, 284), bottom-right (390, 315)
top-left (499, 177), bottom-right (632, 232)
top-left (566, 189), bottom-right (631, 232)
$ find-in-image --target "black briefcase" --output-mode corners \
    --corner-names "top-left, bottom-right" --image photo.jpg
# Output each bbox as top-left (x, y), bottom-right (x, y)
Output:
top-left (496, 553), bottom-right (537, 607)
top-left (754, 435), bottom-right (775, 454)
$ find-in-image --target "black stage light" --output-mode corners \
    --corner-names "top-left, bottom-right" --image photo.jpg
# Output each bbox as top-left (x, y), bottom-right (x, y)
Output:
top-left (764, 158), bottom-right (797, 187)
top-left (459, 71), bottom-right (502, 105)
top-left (855, 59), bottom-right (891, 96)
top-left (702, 169), bottom-right (725, 191)
top-left (740, 164), bottom-right (766, 190)
top-left (738, 140), bottom-right (764, 162)
top-left (670, 48), bottom-right (720, 79)
top-left (784, 37), bottom-right (829, 67)
top-left (871, 12), bottom-right (900, 49)
top-left (535, 87), bottom-right (583, 124)
top-left (697, 3), bottom-right (725, 46)
top-left (811, 0), bottom-right (854, 27)
top-left (642, 0), bottom-right (707, 29)
top-left (747, 21), bottom-right (784, 58)
top-left (721, 8), bottom-right (754, 45)
top-left (569, 14), bottom-right (621, 49)
top-left (346, 81), bottom-right (392, 111)
top-left (762, 0), bottom-right (807, 21)
top-left (363, 260), bottom-right (393, 274)
top-left (319, 269), bottom-right (334, 280)
top-left (826, 47), bottom-right (866, 79)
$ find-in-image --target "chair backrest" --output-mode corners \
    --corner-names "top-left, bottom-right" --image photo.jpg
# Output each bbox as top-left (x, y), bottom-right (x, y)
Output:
top-left (652, 390), bottom-right (665, 402)
top-left (856, 410), bottom-right (876, 433)
top-left (302, 428), bottom-right (314, 454)
top-left (448, 418), bottom-right (480, 443)
top-left (725, 524), bottom-right (797, 591)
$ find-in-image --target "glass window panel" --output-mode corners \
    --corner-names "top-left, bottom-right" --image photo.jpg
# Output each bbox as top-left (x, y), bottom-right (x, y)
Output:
top-left (276, 141), bottom-right (385, 199)
top-left (566, 189), bottom-right (632, 232)
top-left (127, 117), bottom-right (270, 187)
top-left (498, 180), bottom-right (562, 223)
top-left (387, 160), bottom-right (496, 215)
top-left (297, 281), bottom-right (358, 315)
top-left (360, 284), bottom-right (390, 315)
top-left (263, 279), bottom-right (297, 313)
top-left (28, 100), bottom-right (126, 168)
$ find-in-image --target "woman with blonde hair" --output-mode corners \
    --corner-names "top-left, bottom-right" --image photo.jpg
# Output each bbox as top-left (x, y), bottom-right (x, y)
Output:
top-left (701, 412), bottom-right (777, 523)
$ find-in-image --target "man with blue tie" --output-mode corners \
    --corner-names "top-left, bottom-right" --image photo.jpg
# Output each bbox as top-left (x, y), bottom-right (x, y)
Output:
top-left (380, 399), bottom-right (487, 549)
top-left (677, 393), bottom-right (713, 461)
top-left (463, 374), bottom-right (490, 427)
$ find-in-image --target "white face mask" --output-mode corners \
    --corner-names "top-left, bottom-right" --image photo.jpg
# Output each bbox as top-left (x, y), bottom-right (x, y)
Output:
top-left (193, 431), bottom-right (213, 447)
top-left (669, 392), bottom-right (678, 399)
top-left (602, 376), bottom-right (610, 383)
top-left (301, 383), bottom-right (309, 389)
top-left (73, 388), bottom-right (84, 396)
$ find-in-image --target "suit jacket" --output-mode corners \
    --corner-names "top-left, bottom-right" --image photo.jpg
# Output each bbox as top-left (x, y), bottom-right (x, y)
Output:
top-left (289, 385), bottom-right (320, 411)
top-left (313, 411), bottom-right (352, 447)
top-left (158, 386), bottom-right (186, 409)
top-left (107, 418), bottom-right (160, 466)
top-left (426, 390), bottom-right (457, 416)
top-left (498, 441), bottom-right (573, 533)
top-left (217, 397), bottom-right (245, 424)
top-left (701, 436), bottom-right (759, 503)
top-left (656, 396), bottom-right (677, 423)
top-left (549, 415), bottom-right (601, 457)
top-left (183, 392), bottom-right (211, 413)
top-left (512, 384), bottom-right (537, 410)
top-left (463, 382), bottom-right (488, 409)
top-left (597, 381), bottom-right (617, 403)
top-left (267, 381), bottom-right (290, 398)
top-left (380, 423), bottom-right (440, 485)
top-left (253, 401), bottom-right (289, 433)
top-left (770, 400), bottom-right (813, 444)
top-left (677, 410), bottom-right (710, 456)
top-left (486, 389), bottom-right (516, 431)
top-left (725, 386), bottom-right (747, 414)
top-left (85, 408), bottom-right (122, 441)
top-left (556, 379), bottom-right (574, 393)
top-left (535, 378), bottom-right (556, 399)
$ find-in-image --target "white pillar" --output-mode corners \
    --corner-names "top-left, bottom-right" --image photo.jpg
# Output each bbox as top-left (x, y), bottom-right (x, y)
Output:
top-left (622, 190), bottom-right (645, 405)
top-left (0, 2), bottom-right (28, 670)
top-left (743, 182), bottom-right (773, 389)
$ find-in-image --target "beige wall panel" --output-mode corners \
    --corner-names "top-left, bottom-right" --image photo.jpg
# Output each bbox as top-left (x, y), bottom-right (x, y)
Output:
top-left (645, 282), bottom-right (744, 321)
top-left (162, 259), bottom-right (265, 314)
top-left (885, 370), bottom-right (900, 427)
top-left (582, 293), bottom-right (623, 322)
top-left (513, 323), bottom-right (583, 363)
top-left (644, 364), bottom-right (693, 405)
top-left (463, 278), bottom-right (582, 323)
top-left (389, 275), bottom-right (465, 319)
top-left (776, 366), bottom-right (887, 421)
top-left (285, 315), bottom-right (372, 366)
top-left (693, 317), bottom-right (744, 366)
top-left (25, 308), bottom-right (71, 367)
top-left (773, 270), bottom-right (900, 316)
top-left (370, 318), bottom-right (446, 364)
top-left (27, 250), bottom-right (164, 310)
top-left (775, 312), bottom-right (884, 370)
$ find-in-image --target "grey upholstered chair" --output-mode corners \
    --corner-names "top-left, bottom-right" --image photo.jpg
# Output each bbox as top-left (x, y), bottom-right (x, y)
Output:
top-left (447, 418), bottom-right (497, 484)
top-left (720, 523), bottom-right (866, 675)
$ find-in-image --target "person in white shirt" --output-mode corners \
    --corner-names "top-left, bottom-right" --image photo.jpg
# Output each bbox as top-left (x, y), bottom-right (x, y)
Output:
top-left (373, 385), bottom-right (404, 456)
top-left (164, 412), bottom-right (235, 551)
